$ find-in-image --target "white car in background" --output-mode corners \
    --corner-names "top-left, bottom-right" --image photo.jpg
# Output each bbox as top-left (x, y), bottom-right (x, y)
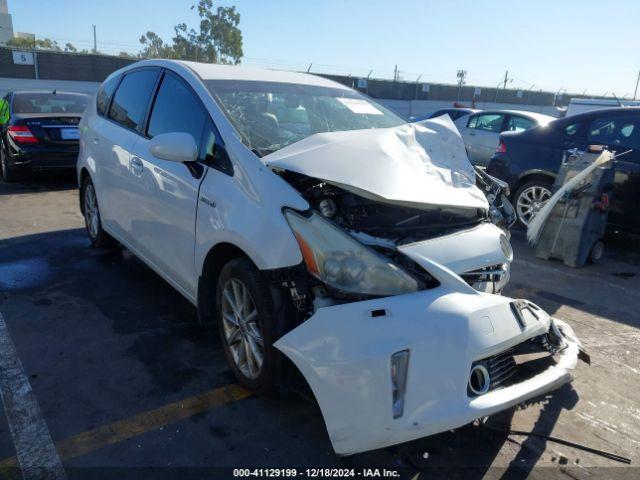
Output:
top-left (77, 60), bottom-right (583, 455)
top-left (454, 110), bottom-right (555, 166)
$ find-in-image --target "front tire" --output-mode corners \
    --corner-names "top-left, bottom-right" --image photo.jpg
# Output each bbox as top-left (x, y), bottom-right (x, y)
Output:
top-left (81, 176), bottom-right (115, 248)
top-left (514, 180), bottom-right (552, 227)
top-left (216, 257), bottom-right (276, 394)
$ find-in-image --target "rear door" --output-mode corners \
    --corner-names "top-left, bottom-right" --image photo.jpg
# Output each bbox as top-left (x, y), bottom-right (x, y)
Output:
top-left (462, 113), bottom-right (506, 166)
top-left (97, 67), bottom-right (160, 245)
top-left (126, 70), bottom-right (209, 297)
top-left (585, 113), bottom-right (640, 231)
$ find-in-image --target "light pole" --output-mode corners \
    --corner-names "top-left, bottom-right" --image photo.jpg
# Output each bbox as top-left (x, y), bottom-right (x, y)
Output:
top-left (456, 70), bottom-right (466, 101)
top-left (553, 87), bottom-right (566, 106)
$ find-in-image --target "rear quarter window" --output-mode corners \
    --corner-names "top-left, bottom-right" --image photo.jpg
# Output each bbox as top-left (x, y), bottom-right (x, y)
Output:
top-left (96, 75), bottom-right (121, 117)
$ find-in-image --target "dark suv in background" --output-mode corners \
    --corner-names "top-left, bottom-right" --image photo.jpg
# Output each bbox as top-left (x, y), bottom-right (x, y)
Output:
top-left (487, 107), bottom-right (640, 232)
top-left (0, 90), bottom-right (89, 182)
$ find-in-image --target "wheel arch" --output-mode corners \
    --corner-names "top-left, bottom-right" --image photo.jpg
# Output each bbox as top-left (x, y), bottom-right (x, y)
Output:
top-left (197, 242), bottom-right (255, 324)
top-left (510, 170), bottom-right (556, 202)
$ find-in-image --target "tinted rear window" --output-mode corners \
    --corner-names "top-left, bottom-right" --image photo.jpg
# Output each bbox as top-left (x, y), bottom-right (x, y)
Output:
top-left (13, 93), bottom-right (89, 114)
top-left (108, 69), bottom-right (158, 131)
top-left (96, 75), bottom-right (121, 117)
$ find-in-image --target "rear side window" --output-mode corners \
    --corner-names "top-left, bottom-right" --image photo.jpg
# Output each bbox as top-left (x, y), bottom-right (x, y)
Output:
top-left (507, 116), bottom-right (534, 132)
top-left (565, 123), bottom-right (580, 136)
top-left (147, 72), bottom-right (207, 142)
top-left (96, 75), bottom-right (121, 117)
top-left (588, 115), bottom-right (640, 149)
top-left (108, 69), bottom-right (158, 131)
top-left (467, 113), bottom-right (504, 133)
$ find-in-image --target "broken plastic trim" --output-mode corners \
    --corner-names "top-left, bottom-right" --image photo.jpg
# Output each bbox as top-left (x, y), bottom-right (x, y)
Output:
top-left (391, 350), bottom-right (410, 419)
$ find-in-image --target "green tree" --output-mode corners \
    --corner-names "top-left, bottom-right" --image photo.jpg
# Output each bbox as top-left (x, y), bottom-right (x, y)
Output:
top-left (139, 31), bottom-right (174, 59)
top-left (7, 37), bottom-right (63, 51)
top-left (138, 0), bottom-right (243, 64)
top-left (64, 42), bottom-right (78, 53)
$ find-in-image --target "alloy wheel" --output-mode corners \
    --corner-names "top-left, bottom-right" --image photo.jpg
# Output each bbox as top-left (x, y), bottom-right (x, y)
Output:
top-left (516, 185), bottom-right (551, 226)
top-left (221, 278), bottom-right (264, 379)
top-left (84, 184), bottom-right (100, 239)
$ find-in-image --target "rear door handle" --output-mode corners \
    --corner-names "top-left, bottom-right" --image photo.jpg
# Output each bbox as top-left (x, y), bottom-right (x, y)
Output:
top-left (130, 157), bottom-right (144, 176)
top-left (92, 137), bottom-right (100, 145)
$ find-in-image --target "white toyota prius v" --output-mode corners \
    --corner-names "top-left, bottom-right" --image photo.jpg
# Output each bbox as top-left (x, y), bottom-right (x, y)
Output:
top-left (78, 59), bottom-right (586, 455)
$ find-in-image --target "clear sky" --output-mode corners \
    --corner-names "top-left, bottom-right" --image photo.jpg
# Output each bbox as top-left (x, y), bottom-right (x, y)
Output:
top-left (7, 0), bottom-right (640, 96)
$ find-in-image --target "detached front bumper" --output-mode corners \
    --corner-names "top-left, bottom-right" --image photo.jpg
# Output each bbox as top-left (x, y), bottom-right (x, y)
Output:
top-left (275, 284), bottom-right (582, 455)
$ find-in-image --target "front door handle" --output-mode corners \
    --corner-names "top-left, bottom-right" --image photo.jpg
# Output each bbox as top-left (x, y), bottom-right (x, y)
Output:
top-left (130, 157), bottom-right (144, 176)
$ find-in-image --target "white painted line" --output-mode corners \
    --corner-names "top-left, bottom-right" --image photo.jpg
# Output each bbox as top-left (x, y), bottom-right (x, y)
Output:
top-left (0, 312), bottom-right (66, 480)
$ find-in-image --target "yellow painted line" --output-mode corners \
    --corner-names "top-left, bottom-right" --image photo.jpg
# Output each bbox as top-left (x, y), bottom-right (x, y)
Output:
top-left (0, 384), bottom-right (250, 472)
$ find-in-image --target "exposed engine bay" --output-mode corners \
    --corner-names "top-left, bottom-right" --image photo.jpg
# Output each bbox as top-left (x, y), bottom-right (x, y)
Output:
top-left (278, 170), bottom-right (489, 244)
top-left (270, 168), bottom-right (516, 307)
top-left (263, 118), bottom-right (517, 309)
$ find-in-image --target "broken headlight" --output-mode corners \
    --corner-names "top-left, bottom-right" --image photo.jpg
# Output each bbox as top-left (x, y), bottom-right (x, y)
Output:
top-left (285, 209), bottom-right (419, 296)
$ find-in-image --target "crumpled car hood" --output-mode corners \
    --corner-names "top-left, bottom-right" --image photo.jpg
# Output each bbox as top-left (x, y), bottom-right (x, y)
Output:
top-left (264, 115), bottom-right (489, 211)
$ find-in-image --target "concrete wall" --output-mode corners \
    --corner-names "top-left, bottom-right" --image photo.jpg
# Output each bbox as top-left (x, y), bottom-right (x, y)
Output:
top-left (0, 47), bottom-right (134, 82)
top-left (0, 76), bottom-right (562, 120)
top-left (0, 77), bottom-right (100, 97)
top-left (378, 99), bottom-right (563, 119)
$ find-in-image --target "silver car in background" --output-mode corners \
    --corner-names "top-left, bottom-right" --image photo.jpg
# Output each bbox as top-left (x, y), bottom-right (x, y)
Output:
top-left (454, 110), bottom-right (554, 166)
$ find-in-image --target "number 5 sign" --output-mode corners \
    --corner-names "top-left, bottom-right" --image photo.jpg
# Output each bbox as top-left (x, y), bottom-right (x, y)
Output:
top-left (12, 51), bottom-right (35, 65)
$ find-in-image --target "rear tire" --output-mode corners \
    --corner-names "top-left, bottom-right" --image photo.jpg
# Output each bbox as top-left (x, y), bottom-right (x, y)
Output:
top-left (513, 180), bottom-right (553, 228)
top-left (81, 176), bottom-right (116, 248)
top-left (216, 257), bottom-right (277, 395)
top-left (0, 146), bottom-right (20, 183)
top-left (588, 240), bottom-right (604, 264)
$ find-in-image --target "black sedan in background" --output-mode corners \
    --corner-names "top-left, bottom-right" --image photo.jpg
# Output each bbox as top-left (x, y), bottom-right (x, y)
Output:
top-left (0, 90), bottom-right (90, 182)
top-left (487, 107), bottom-right (640, 233)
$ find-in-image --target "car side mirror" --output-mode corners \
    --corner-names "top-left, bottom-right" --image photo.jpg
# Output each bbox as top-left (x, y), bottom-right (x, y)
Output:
top-left (149, 132), bottom-right (198, 163)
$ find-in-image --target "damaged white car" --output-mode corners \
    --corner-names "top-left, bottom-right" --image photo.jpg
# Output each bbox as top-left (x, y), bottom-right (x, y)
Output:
top-left (78, 60), bottom-right (585, 455)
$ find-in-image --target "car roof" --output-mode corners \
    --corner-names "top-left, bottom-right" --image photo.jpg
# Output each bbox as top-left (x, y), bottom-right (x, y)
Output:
top-left (122, 59), bottom-right (352, 90)
top-left (11, 90), bottom-right (90, 96)
top-left (561, 106), bottom-right (640, 122)
top-left (435, 108), bottom-right (476, 112)
top-left (472, 109), bottom-right (555, 123)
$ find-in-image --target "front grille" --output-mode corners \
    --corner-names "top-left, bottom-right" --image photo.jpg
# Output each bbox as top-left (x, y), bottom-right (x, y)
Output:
top-left (461, 263), bottom-right (509, 293)
top-left (468, 335), bottom-right (560, 397)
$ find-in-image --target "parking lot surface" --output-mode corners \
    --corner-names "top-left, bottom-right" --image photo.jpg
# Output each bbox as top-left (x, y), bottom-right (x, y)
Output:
top-left (0, 174), bottom-right (639, 479)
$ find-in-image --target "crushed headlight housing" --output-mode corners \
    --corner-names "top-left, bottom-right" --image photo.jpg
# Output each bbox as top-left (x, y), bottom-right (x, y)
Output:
top-left (285, 209), bottom-right (419, 296)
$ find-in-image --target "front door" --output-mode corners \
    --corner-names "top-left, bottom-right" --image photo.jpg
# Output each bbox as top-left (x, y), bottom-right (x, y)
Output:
top-left (126, 70), bottom-right (209, 297)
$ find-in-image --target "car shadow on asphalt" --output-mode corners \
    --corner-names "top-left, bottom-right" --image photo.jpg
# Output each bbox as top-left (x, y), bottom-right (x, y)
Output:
top-left (375, 384), bottom-right (580, 479)
top-left (0, 172), bottom-right (77, 196)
